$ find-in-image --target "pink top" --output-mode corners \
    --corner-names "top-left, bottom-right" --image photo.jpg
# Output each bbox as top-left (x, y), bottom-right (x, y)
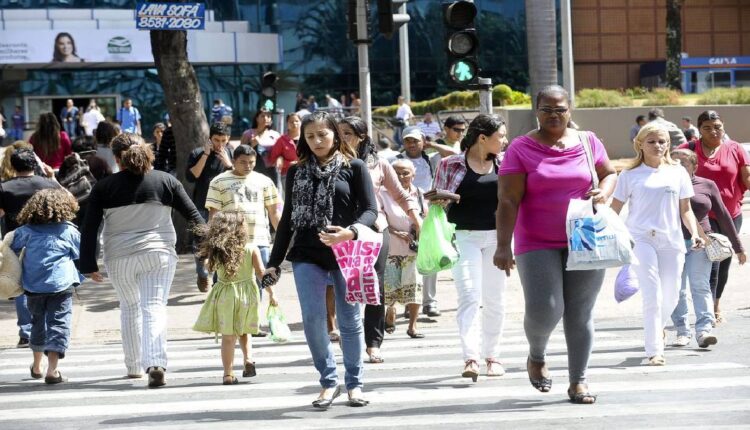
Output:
top-left (382, 185), bottom-right (428, 256)
top-left (369, 157), bottom-right (419, 232)
top-left (677, 139), bottom-right (749, 219)
top-left (269, 134), bottom-right (298, 175)
top-left (499, 133), bottom-right (609, 255)
top-left (30, 131), bottom-right (72, 169)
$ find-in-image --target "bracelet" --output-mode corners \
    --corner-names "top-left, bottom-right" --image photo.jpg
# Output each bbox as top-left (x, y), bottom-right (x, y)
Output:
top-left (348, 225), bottom-right (359, 240)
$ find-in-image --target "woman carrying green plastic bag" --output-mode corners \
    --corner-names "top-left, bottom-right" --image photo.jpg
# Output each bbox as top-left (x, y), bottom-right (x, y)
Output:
top-left (429, 114), bottom-right (509, 382)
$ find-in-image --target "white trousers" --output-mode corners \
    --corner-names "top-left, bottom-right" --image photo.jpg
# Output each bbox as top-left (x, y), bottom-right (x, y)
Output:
top-left (632, 237), bottom-right (685, 357)
top-left (451, 230), bottom-right (506, 361)
top-left (105, 251), bottom-right (177, 374)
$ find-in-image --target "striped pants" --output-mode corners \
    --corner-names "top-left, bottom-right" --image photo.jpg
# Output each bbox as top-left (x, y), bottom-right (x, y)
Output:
top-left (105, 251), bottom-right (177, 375)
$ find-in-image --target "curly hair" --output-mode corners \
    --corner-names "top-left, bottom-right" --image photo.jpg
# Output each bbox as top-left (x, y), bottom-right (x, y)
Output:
top-left (111, 133), bottom-right (154, 175)
top-left (194, 211), bottom-right (248, 279)
top-left (17, 188), bottom-right (78, 225)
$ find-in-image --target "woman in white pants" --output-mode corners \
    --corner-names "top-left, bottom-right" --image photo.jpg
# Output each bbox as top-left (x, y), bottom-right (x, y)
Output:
top-left (611, 123), bottom-right (703, 366)
top-left (80, 133), bottom-right (204, 387)
top-left (432, 114), bottom-right (507, 381)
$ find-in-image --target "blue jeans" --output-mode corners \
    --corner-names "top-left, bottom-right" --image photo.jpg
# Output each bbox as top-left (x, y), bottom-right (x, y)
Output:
top-left (193, 209), bottom-right (210, 278)
top-left (15, 293), bottom-right (32, 339)
top-left (292, 262), bottom-right (364, 390)
top-left (671, 241), bottom-right (714, 337)
top-left (63, 121), bottom-right (77, 138)
top-left (26, 291), bottom-right (73, 358)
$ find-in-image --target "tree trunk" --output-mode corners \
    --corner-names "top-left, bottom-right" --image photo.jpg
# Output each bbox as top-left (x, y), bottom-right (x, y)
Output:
top-left (150, 28), bottom-right (209, 253)
top-left (666, 0), bottom-right (683, 91)
top-left (525, 0), bottom-right (558, 110)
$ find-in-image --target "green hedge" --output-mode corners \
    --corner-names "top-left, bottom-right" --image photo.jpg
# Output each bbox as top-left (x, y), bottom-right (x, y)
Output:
top-left (698, 88), bottom-right (750, 105)
top-left (575, 89), bottom-right (632, 108)
top-left (643, 88), bottom-right (684, 106)
top-left (373, 84), bottom-right (530, 117)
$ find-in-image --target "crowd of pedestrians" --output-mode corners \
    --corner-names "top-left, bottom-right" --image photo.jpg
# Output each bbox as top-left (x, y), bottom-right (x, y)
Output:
top-left (2, 86), bottom-right (748, 411)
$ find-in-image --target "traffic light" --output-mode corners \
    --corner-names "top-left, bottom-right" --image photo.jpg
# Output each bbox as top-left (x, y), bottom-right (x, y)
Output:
top-left (444, 1), bottom-right (479, 87)
top-left (259, 71), bottom-right (278, 112)
top-left (377, 0), bottom-right (410, 40)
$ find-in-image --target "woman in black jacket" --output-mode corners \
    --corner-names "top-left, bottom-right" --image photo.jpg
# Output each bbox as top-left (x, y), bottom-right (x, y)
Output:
top-left (265, 111), bottom-right (378, 408)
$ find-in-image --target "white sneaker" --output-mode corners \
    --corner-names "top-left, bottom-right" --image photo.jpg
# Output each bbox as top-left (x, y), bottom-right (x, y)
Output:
top-left (672, 335), bottom-right (691, 347)
top-left (697, 333), bottom-right (718, 348)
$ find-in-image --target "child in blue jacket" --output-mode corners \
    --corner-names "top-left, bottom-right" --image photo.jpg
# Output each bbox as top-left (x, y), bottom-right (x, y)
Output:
top-left (11, 188), bottom-right (83, 384)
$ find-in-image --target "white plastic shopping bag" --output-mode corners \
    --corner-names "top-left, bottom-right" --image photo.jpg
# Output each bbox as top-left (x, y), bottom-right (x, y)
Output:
top-left (566, 199), bottom-right (634, 271)
top-left (331, 224), bottom-right (383, 305)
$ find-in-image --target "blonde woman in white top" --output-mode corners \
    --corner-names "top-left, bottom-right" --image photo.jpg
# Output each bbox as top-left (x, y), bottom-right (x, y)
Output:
top-left (610, 123), bottom-right (704, 366)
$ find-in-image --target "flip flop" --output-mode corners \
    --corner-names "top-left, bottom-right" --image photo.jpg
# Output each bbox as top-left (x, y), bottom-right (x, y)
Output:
top-left (568, 390), bottom-right (597, 404)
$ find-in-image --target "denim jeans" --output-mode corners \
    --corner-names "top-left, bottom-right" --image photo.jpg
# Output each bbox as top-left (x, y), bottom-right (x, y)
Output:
top-left (671, 241), bottom-right (714, 337)
top-left (26, 291), bottom-right (73, 359)
top-left (15, 293), bottom-right (32, 339)
top-left (292, 262), bottom-right (364, 390)
top-left (193, 209), bottom-right (210, 278)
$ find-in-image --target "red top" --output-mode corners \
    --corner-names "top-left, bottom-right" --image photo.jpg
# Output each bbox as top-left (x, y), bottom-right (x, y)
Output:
top-left (269, 134), bottom-right (298, 175)
top-left (30, 131), bottom-right (72, 169)
top-left (678, 139), bottom-right (749, 219)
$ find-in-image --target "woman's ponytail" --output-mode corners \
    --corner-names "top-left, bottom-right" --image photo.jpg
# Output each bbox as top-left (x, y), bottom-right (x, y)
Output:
top-left (111, 133), bottom-right (154, 175)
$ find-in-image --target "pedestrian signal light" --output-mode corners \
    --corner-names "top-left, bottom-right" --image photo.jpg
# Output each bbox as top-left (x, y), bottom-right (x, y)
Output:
top-left (444, 1), bottom-right (479, 87)
top-left (378, 0), bottom-right (410, 40)
top-left (259, 71), bottom-right (278, 112)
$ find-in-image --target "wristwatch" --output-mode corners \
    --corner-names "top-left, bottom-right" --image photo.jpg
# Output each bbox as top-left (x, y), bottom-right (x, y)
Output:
top-left (348, 225), bottom-right (359, 240)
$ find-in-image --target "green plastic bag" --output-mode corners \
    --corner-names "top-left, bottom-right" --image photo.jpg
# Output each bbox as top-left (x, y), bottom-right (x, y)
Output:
top-left (416, 205), bottom-right (459, 275)
top-left (267, 304), bottom-right (292, 343)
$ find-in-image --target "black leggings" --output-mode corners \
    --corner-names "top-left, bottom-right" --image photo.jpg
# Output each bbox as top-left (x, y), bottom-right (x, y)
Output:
top-left (709, 214), bottom-right (743, 300)
top-left (364, 231), bottom-right (389, 348)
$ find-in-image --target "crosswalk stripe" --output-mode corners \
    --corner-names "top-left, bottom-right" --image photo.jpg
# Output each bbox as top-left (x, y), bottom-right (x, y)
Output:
top-left (0, 376), bottom-right (748, 422)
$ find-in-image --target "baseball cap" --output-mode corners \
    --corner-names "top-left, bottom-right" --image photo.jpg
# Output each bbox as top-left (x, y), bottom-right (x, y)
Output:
top-left (402, 126), bottom-right (424, 141)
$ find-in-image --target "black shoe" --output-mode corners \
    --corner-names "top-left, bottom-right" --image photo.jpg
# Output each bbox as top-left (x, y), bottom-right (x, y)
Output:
top-left (312, 385), bottom-right (341, 409)
top-left (423, 306), bottom-right (441, 317)
top-left (251, 330), bottom-right (268, 338)
top-left (147, 366), bottom-right (166, 388)
top-left (44, 371), bottom-right (68, 384)
top-left (17, 337), bottom-right (30, 348)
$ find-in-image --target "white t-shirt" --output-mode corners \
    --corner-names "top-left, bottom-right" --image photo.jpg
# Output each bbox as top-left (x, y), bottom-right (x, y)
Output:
top-left (396, 103), bottom-right (413, 122)
top-left (83, 109), bottom-right (104, 136)
top-left (613, 163), bottom-right (694, 251)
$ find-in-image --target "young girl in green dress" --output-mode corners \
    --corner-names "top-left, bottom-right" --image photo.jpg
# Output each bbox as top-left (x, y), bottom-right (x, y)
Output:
top-left (193, 211), bottom-right (277, 385)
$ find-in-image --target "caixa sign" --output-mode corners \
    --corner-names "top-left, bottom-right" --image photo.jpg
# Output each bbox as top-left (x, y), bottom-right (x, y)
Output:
top-left (709, 57), bottom-right (738, 65)
top-left (136, 2), bottom-right (206, 31)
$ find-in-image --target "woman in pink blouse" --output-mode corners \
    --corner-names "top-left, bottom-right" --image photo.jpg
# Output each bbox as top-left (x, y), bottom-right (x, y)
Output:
top-left (338, 116), bottom-right (422, 364)
top-left (495, 85), bottom-right (617, 404)
top-left (30, 112), bottom-right (72, 170)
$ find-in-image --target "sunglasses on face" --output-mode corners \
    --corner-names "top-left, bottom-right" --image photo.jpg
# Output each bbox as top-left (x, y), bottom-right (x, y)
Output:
top-left (538, 107), bottom-right (569, 115)
top-left (451, 127), bottom-right (466, 133)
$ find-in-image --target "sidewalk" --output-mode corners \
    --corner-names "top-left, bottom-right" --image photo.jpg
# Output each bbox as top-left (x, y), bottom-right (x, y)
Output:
top-left (3, 212), bottom-right (750, 348)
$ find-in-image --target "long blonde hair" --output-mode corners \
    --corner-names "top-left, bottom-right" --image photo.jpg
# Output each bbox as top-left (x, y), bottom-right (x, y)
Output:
top-left (626, 122), bottom-right (677, 170)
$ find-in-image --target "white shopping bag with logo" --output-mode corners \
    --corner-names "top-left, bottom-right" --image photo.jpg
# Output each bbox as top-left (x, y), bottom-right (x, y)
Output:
top-left (331, 224), bottom-right (383, 305)
top-left (566, 199), bottom-right (634, 271)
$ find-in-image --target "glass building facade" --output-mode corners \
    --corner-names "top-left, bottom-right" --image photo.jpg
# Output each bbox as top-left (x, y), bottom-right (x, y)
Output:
top-left (0, 0), bottom-right (530, 134)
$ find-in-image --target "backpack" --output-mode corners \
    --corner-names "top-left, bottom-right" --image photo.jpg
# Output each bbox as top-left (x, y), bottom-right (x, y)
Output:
top-left (57, 152), bottom-right (96, 203)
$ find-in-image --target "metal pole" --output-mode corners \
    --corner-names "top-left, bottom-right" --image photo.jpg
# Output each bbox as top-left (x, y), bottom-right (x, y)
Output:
top-left (479, 77), bottom-right (493, 115)
top-left (356, 0), bottom-right (373, 137)
top-left (398, 2), bottom-right (411, 102)
top-left (561, 0), bottom-right (575, 107)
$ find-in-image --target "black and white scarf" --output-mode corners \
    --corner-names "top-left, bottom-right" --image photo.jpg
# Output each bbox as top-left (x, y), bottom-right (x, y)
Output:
top-left (291, 153), bottom-right (344, 230)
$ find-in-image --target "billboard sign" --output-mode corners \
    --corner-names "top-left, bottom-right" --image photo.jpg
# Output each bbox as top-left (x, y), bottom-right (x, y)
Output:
top-left (136, 2), bottom-right (206, 30)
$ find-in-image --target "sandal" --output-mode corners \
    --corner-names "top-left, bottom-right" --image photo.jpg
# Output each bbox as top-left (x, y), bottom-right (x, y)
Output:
top-left (44, 371), bottom-right (67, 385)
top-left (406, 329), bottom-right (424, 339)
top-left (368, 352), bottom-right (384, 364)
top-left (329, 330), bottom-right (340, 342)
top-left (485, 358), bottom-right (505, 377)
top-left (385, 307), bottom-right (396, 334)
top-left (242, 361), bottom-right (256, 377)
top-left (715, 312), bottom-right (726, 324)
top-left (648, 355), bottom-right (666, 366)
top-left (222, 374), bottom-right (238, 385)
top-left (527, 356), bottom-right (552, 392)
top-left (568, 387), bottom-right (597, 404)
top-left (30, 364), bottom-right (43, 380)
top-left (462, 359), bottom-right (479, 382)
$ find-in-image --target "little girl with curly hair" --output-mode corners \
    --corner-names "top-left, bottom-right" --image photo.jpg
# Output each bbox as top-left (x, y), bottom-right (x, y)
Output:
top-left (11, 188), bottom-right (83, 384)
top-left (193, 210), bottom-right (277, 385)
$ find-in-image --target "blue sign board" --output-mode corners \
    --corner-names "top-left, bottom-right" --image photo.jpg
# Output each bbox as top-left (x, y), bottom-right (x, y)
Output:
top-left (681, 56), bottom-right (750, 68)
top-left (136, 2), bottom-right (205, 30)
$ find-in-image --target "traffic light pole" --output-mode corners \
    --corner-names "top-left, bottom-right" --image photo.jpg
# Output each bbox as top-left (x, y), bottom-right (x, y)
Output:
top-left (398, 2), bottom-right (410, 102)
top-left (478, 77), bottom-right (493, 115)
top-left (356, 0), bottom-right (373, 137)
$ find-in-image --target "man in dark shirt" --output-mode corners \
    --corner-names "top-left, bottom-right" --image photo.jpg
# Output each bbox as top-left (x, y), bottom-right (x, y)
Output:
top-left (0, 148), bottom-right (60, 348)
top-left (186, 122), bottom-right (233, 292)
top-left (154, 126), bottom-right (176, 175)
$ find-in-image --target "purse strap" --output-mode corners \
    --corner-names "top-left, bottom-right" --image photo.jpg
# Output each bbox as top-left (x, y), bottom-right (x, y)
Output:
top-left (579, 131), bottom-right (599, 190)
